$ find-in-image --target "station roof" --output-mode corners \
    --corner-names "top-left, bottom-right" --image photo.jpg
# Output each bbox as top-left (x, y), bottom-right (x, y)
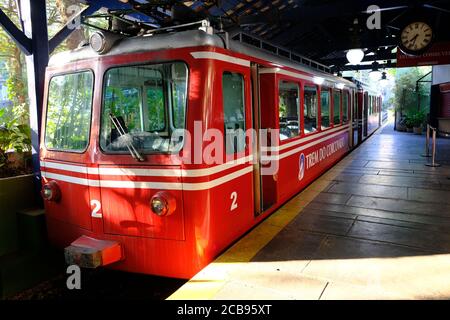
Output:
top-left (76, 1), bottom-right (450, 71)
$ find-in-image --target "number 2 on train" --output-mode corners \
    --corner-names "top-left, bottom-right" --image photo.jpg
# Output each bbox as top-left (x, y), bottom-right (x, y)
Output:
top-left (230, 192), bottom-right (238, 211)
top-left (91, 200), bottom-right (102, 218)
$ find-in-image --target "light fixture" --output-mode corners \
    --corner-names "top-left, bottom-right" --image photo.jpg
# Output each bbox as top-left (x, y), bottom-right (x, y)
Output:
top-left (346, 49), bottom-right (365, 65)
top-left (313, 76), bottom-right (325, 85)
top-left (369, 62), bottom-right (382, 81)
top-left (335, 83), bottom-right (345, 90)
top-left (380, 72), bottom-right (389, 87)
top-left (41, 181), bottom-right (61, 202)
top-left (150, 192), bottom-right (176, 217)
top-left (90, 31), bottom-right (124, 55)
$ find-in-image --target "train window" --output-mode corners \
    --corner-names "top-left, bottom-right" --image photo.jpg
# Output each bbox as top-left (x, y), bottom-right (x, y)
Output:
top-left (223, 72), bottom-right (246, 154)
top-left (304, 86), bottom-right (318, 134)
top-left (100, 62), bottom-right (188, 154)
top-left (278, 80), bottom-right (300, 140)
top-left (333, 90), bottom-right (341, 125)
top-left (45, 71), bottom-right (93, 152)
top-left (146, 78), bottom-right (165, 132)
top-left (320, 89), bottom-right (331, 129)
top-left (171, 63), bottom-right (188, 129)
top-left (342, 92), bottom-right (349, 123)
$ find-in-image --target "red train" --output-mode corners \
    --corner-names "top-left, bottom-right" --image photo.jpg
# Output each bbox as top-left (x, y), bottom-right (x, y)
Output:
top-left (40, 25), bottom-right (382, 278)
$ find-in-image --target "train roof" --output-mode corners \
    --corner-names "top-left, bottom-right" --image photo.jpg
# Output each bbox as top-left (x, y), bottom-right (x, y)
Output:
top-left (49, 29), bottom-right (356, 89)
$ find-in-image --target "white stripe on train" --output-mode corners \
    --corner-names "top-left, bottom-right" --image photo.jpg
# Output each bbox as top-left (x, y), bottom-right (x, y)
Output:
top-left (41, 155), bottom-right (254, 178)
top-left (261, 124), bottom-right (350, 152)
top-left (262, 129), bottom-right (349, 161)
top-left (190, 52), bottom-right (251, 67)
top-left (41, 128), bottom-right (349, 180)
top-left (41, 166), bottom-right (254, 191)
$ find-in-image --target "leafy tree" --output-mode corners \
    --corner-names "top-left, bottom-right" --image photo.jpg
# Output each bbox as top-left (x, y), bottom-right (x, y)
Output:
top-left (393, 67), bottom-right (431, 115)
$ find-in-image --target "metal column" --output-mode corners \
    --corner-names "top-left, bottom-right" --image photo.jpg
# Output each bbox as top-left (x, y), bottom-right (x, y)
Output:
top-left (17, 0), bottom-right (49, 197)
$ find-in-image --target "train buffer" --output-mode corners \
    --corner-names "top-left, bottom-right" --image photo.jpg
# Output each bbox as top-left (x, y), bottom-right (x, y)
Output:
top-left (64, 236), bottom-right (123, 269)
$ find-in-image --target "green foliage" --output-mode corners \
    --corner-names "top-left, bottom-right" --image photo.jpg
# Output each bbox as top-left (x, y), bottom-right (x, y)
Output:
top-left (0, 104), bottom-right (32, 174)
top-left (393, 67), bottom-right (431, 114)
top-left (404, 110), bottom-right (426, 128)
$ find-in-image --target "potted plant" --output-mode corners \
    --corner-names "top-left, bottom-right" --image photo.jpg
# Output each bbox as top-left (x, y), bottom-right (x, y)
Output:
top-left (0, 106), bottom-right (32, 178)
top-left (404, 113), bottom-right (414, 133)
top-left (411, 111), bottom-right (425, 135)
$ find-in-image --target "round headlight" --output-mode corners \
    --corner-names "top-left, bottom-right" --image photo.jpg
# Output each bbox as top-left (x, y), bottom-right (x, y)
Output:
top-left (90, 32), bottom-right (106, 53)
top-left (150, 192), bottom-right (176, 217)
top-left (41, 181), bottom-right (61, 202)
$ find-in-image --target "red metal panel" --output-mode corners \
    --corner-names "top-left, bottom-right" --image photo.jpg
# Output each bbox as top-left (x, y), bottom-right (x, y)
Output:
top-left (99, 166), bottom-right (185, 241)
top-left (41, 161), bottom-right (92, 231)
top-left (440, 92), bottom-right (450, 117)
top-left (397, 41), bottom-right (450, 67)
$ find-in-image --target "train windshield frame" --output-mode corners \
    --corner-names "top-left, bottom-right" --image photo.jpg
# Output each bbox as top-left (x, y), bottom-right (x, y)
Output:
top-left (100, 61), bottom-right (188, 155)
top-left (44, 70), bottom-right (94, 153)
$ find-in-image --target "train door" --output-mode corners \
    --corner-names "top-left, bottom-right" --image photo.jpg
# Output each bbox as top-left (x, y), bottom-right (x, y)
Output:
top-left (363, 92), bottom-right (369, 137)
top-left (41, 70), bottom-right (94, 232)
top-left (356, 90), bottom-right (363, 145)
top-left (251, 64), bottom-right (277, 216)
top-left (353, 90), bottom-right (359, 146)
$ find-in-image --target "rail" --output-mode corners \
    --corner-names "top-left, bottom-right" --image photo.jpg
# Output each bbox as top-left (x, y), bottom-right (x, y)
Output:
top-left (423, 124), bottom-right (441, 168)
top-left (231, 32), bottom-right (332, 74)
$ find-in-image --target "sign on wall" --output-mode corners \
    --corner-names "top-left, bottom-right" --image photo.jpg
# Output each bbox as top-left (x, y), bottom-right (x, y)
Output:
top-left (397, 42), bottom-right (450, 67)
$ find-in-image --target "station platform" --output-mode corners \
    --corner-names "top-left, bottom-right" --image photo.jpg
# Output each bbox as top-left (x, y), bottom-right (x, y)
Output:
top-left (169, 122), bottom-right (450, 300)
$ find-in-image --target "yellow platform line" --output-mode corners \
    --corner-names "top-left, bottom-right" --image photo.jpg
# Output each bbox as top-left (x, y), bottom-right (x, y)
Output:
top-left (168, 168), bottom-right (344, 300)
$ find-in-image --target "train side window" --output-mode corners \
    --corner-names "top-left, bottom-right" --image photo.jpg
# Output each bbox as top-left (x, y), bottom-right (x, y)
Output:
top-left (278, 80), bottom-right (300, 140)
top-left (45, 71), bottom-right (93, 152)
top-left (222, 72), bottom-right (246, 154)
top-left (342, 91), bottom-right (349, 123)
top-left (304, 86), bottom-right (318, 134)
top-left (320, 88), bottom-right (331, 129)
top-left (333, 90), bottom-right (341, 125)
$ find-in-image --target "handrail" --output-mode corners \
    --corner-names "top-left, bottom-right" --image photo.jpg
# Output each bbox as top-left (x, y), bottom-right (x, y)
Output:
top-left (231, 31), bottom-right (332, 74)
top-left (424, 124), bottom-right (440, 168)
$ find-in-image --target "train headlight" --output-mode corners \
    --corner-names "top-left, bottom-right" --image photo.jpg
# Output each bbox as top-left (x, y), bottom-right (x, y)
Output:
top-left (150, 192), bottom-right (176, 217)
top-left (41, 181), bottom-right (61, 202)
top-left (90, 32), bottom-right (106, 53)
top-left (90, 31), bottom-right (124, 55)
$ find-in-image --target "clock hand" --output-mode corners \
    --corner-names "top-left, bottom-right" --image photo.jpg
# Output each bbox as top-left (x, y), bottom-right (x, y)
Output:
top-left (410, 34), bottom-right (419, 45)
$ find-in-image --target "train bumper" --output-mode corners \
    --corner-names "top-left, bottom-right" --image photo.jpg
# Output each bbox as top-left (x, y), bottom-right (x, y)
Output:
top-left (64, 236), bottom-right (123, 268)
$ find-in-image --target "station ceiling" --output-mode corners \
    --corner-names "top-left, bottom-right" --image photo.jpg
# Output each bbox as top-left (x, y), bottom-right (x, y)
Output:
top-left (83, 1), bottom-right (450, 70)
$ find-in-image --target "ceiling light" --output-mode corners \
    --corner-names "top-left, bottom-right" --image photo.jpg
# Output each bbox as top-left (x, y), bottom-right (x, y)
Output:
top-left (346, 49), bottom-right (365, 65)
top-left (380, 72), bottom-right (389, 87)
top-left (369, 62), bottom-right (382, 81)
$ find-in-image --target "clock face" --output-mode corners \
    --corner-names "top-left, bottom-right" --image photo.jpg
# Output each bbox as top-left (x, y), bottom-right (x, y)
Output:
top-left (400, 22), bottom-right (433, 54)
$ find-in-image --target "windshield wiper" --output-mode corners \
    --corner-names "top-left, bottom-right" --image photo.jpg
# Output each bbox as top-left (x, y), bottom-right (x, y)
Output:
top-left (109, 113), bottom-right (144, 162)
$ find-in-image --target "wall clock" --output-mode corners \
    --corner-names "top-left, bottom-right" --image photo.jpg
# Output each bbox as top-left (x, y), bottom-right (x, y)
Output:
top-left (399, 21), bottom-right (434, 55)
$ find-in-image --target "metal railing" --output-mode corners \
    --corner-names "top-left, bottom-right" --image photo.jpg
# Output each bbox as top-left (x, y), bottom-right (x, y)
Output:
top-left (423, 124), bottom-right (441, 168)
top-left (231, 32), bottom-right (332, 74)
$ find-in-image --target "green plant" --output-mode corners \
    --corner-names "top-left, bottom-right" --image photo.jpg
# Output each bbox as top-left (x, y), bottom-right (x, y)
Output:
top-left (404, 110), bottom-right (425, 129)
top-left (0, 105), bottom-right (32, 176)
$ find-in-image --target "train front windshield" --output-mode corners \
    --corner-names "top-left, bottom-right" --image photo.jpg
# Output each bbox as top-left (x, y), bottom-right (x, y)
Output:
top-left (100, 61), bottom-right (188, 155)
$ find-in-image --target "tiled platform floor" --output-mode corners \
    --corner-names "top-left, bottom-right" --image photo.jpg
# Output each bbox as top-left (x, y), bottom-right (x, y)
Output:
top-left (169, 122), bottom-right (450, 300)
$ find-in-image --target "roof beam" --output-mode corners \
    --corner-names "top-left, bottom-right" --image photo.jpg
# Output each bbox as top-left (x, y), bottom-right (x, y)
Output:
top-left (0, 8), bottom-right (32, 55)
top-left (339, 61), bottom-right (396, 71)
top-left (48, 1), bottom-right (112, 53)
top-left (322, 49), bottom-right (397, 67)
